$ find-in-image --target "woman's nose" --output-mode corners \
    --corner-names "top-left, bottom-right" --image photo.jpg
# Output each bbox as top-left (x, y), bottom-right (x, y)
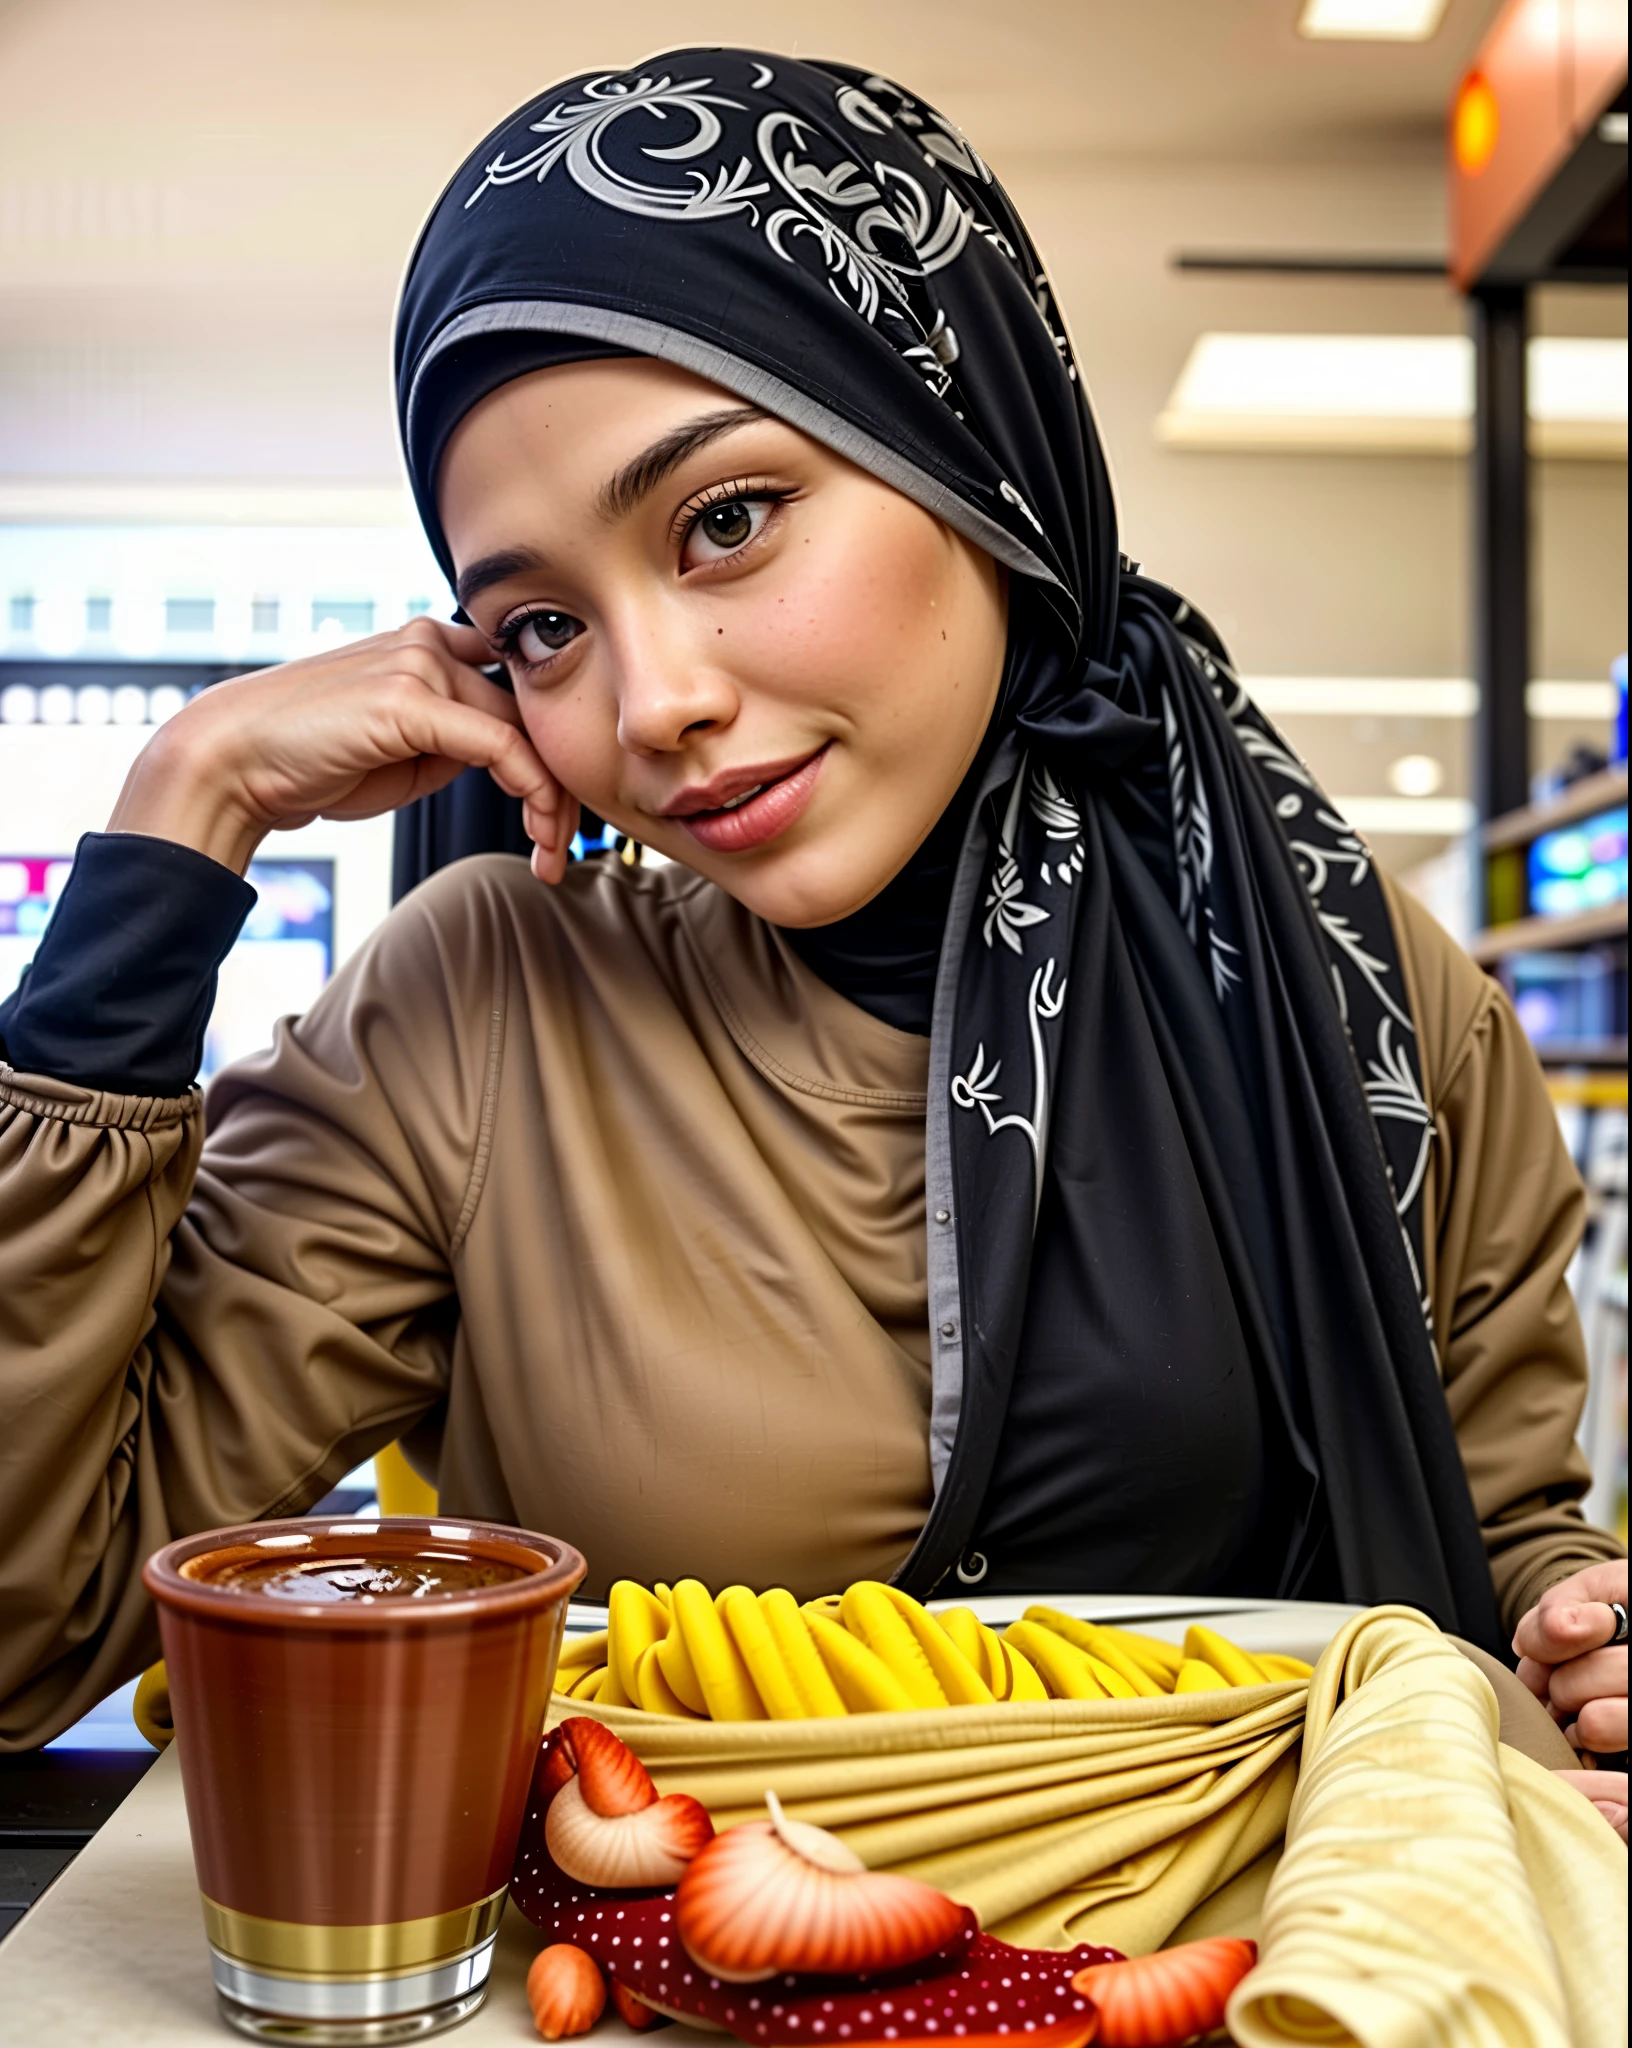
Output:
top-left (611, 620), bottom-right (740, 755)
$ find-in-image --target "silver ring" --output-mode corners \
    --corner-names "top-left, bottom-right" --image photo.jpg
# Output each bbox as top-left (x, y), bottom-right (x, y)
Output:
top-left (1609, 1601), bottom-right (1628, 1648)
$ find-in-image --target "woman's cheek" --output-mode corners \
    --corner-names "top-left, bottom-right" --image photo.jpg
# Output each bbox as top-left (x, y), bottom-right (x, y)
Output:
top-left (518, 688), bottom-right (623, 817)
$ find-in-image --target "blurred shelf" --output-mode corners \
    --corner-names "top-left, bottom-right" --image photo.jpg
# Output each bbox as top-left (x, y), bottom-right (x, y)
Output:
top-left (1546, 1070), bottom-right (1629, 1107)
top-left (1536, 1037), bottom-right (1629, 1068)
top-left (1481, 766), bottom-right (1629, 852)
top-left (1468, 898), bottom-right (1629, 963)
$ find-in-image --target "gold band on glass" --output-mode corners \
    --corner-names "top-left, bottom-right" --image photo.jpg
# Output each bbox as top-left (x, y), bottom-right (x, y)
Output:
top-left (200, 1887), bottom-right (507, 1981)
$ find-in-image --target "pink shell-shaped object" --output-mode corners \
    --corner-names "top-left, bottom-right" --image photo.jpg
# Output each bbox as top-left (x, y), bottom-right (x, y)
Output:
top-left (558, 1716), bottom-right (660, 1816)
top-left (546, 1774), bottom-right (716, 1891)
top-left (526, 1943), bottom-right (607, 2040)
top-left (675, 1791), bottom-right (966, 1984)
top-left (536, 1726), bottom-right (578, 1804)
top-left (608, 1978), bottom-right (670, 2032)
top-left (1071, 1939), bottom-right (1257, 2048)
top-left (511, 1810), bottom-right (1114, 2048)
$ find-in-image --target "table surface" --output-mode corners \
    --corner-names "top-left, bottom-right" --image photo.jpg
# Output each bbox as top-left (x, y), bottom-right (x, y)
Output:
top-left (0, 1596), bottom-right (1354, 2046)
top-left (0, 1743), bottom-right (716, 2048)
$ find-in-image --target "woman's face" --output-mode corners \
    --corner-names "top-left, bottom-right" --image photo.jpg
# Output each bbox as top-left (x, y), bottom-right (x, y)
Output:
top-left (438, 358), bottom-right (1007, 926)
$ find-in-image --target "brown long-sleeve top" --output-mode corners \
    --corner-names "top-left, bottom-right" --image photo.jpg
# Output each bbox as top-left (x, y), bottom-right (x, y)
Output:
top-left (0, 852), bottom-right (1620, 1747)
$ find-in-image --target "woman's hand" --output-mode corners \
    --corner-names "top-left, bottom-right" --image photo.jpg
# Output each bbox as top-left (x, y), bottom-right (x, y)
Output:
top-left (1551, 1769), bottom-right (1628, 1843)
top-left (109, 618), bottom-right (578, 881)
top-left (1513, 1559), bottom-right (1628, 1837)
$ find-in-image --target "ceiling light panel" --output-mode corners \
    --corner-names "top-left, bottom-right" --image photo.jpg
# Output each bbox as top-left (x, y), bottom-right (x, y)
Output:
top-left (1158, 335), bottom-right (1628, 455)
top-left (1243, 678), bottom-right (1616, 719)
top-left (1330, 796), bottom-right (1474, 836)
top-left (1298, 0), bottom-right (1450, 39)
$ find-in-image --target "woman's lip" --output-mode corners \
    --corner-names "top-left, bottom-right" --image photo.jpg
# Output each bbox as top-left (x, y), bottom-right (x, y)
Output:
top-left (676, 746), bottom-right (829, 854)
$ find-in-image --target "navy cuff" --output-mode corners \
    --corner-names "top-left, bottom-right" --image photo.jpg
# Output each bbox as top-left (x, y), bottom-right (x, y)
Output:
top-left (0, 833), bottom-right (256, 1097)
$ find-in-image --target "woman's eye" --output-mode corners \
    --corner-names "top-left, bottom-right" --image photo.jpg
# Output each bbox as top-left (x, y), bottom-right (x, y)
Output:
top-left (681, 497), bottom-right (771, 569)
top-left (510, 611), bottom-right (583, 664)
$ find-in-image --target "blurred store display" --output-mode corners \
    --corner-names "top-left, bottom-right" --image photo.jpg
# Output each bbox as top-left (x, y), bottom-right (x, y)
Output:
top-left (1, 523), bottom-right (446, 669)
top-left (1556, 1087), bottom-right (1630, 1543)
top-left (203, 858), bottom-right (334, 1079)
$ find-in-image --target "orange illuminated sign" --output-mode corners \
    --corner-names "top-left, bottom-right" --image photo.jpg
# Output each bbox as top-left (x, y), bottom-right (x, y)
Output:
top-left (1453, 71), bottom-right (1500, 176)
top-left (1449, 0), bottom-right (1626, 287)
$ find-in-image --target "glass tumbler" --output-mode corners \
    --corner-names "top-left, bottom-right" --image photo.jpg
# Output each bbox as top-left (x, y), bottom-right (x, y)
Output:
top-left (144, 1515), bottom-right (585, 2043)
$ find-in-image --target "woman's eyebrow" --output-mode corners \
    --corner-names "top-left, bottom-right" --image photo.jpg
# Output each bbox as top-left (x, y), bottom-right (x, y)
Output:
top-left (453, 405), bottom-right (775, 609)
top-left (597, 405), bottom-right (772, 523)
top-left (455, 545), bottom-right (547, 611)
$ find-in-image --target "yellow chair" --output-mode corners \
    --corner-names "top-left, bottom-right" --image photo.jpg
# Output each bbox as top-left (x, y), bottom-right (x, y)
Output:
top-left (374, 1440), bottom-right (438, 1516)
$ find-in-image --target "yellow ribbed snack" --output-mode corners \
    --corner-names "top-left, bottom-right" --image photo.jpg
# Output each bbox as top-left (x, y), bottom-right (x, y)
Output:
top-left (997, 1636), bottom-right (1051, 1701)
top-left (938, 1607), bottom-right (1005, 1695)
top-left (632, 1640), bottom-right (697, 1716)
top-left (1080, 1630), bottom-right (1164, 1697)
top-left (872, 1585), bottom-right (995, 1707)
top-left (652, 1609), bottom-right (707, 1714)
top-left (1004, 1618), bottom-right (1111, 1700)
top-left (671, 1579), bottom-right (766, 1720)
top-left (1185, 1623), bottom-right (1269, 1687)
top-left (1022, 1608), bottom-right (1166, 1698)
top-left (1256, 1650), bottom-right (1315, 1681)
top-left (938, 1606), bottom-right (1047, 1701)
top-left (804, 1608), bottom-right (917, 1712)
top-left (839, 1582), bottom-right (951, 1707)
top-left (1095, 1624), bottom-right (1184, 1684)
top-left (758, 1589), bottom-right (848, 1717)
top-left (550, 1584), bottom-right (1308, 1721)
top-left (556, 1630), bottom-right (608, 1680)
top-left (718, 1585), bottom-right (810, 1719)
top-left (608, 1582), bottom-right (671, 1703)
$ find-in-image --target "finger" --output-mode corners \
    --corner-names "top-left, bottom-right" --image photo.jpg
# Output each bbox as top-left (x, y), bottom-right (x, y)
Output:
top-left (530, 834), bottom-right (571, 886)
top-left (395, 615), bottom-right (495, 668)
top-left (1552, 1769), bottom-right (1628, 1843)
top-left (316, 750), bottom-right (478, 823)
top-left (388, 692), bottom-right (551, 801)
top-left (1514, 1580), bottom-right (1628, 1665)
top-left (442, 658), bottom-right (528, 726)
top-left (1514, 1655), bottom-right (1553, 1703)
top-left (1568, 1695), bottom-right (1629, 1755)
top-left (1544, 1644), bottom-right (1627, 1714)
top-left (390, 635), bottom-right (526, 726)
top-left (522, 784), bottom-right (577, 848)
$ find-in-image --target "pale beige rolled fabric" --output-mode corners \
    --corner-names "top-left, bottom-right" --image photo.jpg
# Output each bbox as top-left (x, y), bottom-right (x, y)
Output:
top-left (548, 1683), bottom-right (1306, 1955)
top-left (1229, 1606), bottom-right (1628, 2048)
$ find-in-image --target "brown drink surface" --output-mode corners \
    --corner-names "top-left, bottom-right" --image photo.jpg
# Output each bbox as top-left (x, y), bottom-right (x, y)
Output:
top-left (186, 1549), bottom-right (532, 1602)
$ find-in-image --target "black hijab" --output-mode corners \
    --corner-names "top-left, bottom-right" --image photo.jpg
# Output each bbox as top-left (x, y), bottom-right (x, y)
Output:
top-left (394, 50), bottom-right (1502, 1651)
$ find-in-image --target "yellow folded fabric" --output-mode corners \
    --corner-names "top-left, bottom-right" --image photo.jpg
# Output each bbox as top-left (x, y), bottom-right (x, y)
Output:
top-left (1229, 1605), bottom-right (1628, 2048)
top-left (549, 1679), bottom-right (1306, 1954)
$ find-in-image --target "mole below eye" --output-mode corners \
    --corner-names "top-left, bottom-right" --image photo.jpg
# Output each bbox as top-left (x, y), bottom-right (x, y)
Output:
top-left (513, 611), bottom-right (583, 664)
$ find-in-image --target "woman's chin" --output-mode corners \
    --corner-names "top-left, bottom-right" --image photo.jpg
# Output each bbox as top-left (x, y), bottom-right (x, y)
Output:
top-left (690, 841), bottom-right (907, 931)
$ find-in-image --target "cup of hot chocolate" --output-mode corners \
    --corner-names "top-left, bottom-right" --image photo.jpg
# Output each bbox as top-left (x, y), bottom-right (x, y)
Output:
top-left (144, 1516), bottom-right (585, 2043)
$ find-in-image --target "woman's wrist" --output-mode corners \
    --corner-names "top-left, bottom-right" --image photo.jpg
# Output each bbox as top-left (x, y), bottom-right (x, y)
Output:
top-left (108, 721), bottom-right (269, 877)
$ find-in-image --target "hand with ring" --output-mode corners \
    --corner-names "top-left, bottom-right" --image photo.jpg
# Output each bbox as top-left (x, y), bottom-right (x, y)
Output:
top-left (1513, 1559), bottom-right (1629, 1842)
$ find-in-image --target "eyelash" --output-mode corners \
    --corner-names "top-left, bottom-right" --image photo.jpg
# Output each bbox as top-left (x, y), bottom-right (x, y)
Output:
top-left (669, 477), bottom-right (791, 552)
top-left (491, 480), bottom-right (792, 675)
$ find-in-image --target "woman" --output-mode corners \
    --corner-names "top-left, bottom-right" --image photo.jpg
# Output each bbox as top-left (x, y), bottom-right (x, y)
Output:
top-left (0, 51), bottom-right (1623, 1807)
